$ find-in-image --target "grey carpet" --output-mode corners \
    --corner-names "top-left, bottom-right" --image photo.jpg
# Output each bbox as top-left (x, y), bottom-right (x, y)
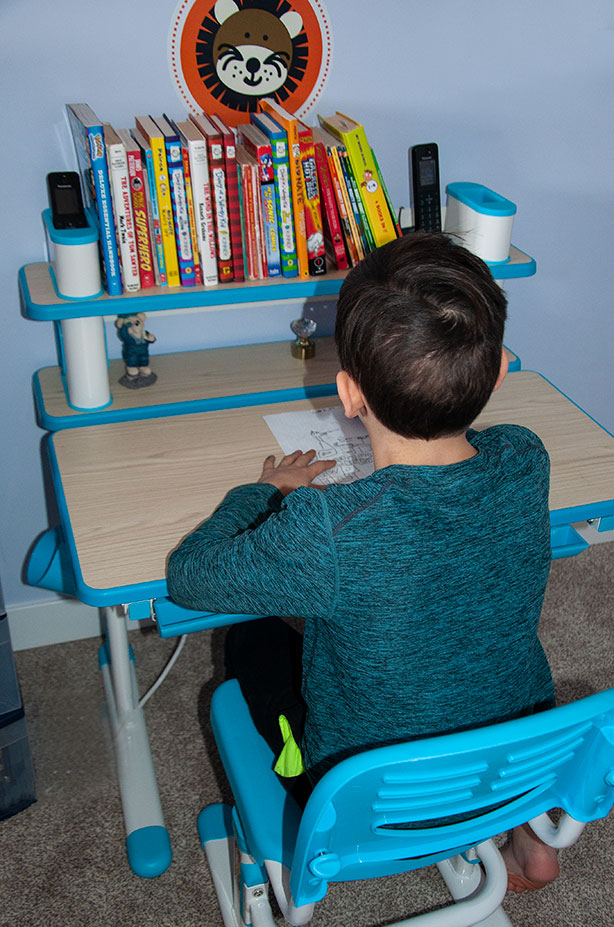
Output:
top-left (1, 542), bottom-right (613, 927)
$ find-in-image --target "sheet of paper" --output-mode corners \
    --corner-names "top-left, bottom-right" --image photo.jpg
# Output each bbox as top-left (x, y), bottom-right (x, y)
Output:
top-left (263, 406), bottom-right (374, 484)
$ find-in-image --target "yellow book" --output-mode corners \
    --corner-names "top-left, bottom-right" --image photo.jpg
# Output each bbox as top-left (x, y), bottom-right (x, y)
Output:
top-left (260, 99), bottom-right (309, 278)
top-left (318, 111), bottom-right (397, 248)
top-left (135, 115), bottom-right (180, 286)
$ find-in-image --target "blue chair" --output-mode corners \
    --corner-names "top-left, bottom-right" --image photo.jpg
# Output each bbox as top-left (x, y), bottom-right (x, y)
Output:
top-left (199, 680), bottom-right (614, 927)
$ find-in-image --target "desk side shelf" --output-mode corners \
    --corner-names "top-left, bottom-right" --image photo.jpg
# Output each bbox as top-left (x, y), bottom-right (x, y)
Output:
top-left (21, 247), bottom-right (534, 428)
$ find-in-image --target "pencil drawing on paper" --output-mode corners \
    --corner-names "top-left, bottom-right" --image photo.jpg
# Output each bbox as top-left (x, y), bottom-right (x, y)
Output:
top-left (263, 406), bottom-right (374, 485)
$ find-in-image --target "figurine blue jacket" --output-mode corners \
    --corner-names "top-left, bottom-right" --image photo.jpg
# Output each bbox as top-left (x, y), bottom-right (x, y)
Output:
top-left (117, 325), bottom-right (151, 368)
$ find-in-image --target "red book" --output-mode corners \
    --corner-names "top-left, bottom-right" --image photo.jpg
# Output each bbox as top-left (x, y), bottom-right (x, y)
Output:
top-left (236, 123), bottom-right (274, 184)
top-left (313, 135), bottom-right (349, 271)
top-left (297, 121), bottom-right (326, 276)
top-left (190, 112), bottom-right (233, 282)
top-left (237, 145), bottom-right (266, 279)
top-left (238, 150), bottom-right (256, 279)
top-left (209, 114), bottom-right (245, 283)
top-left (116, 128), bottom-right (156, 288)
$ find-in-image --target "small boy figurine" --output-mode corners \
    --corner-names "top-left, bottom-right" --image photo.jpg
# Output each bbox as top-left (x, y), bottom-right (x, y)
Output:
top-left (167, 232), bottom-right (559, 892)
top-left (115, 313), bottom-right (157, 388)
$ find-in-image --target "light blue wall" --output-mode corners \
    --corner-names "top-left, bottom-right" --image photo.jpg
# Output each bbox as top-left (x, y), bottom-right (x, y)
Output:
top-left (1, 0), bottom-right (612, 615)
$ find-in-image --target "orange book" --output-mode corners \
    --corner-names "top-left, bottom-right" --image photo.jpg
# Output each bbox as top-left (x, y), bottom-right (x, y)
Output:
top-left (259, 99), bottom-right (309, 278)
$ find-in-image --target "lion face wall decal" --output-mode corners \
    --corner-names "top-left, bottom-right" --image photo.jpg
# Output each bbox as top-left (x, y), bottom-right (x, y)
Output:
top-left (196, 0), bottom-right (308, 111)
top-left (169, 0), bottom-right (332, 124)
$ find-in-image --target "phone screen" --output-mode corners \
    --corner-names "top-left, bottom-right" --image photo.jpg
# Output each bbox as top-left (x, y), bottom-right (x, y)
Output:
top-left (54, 185), bottom-right (82, 216)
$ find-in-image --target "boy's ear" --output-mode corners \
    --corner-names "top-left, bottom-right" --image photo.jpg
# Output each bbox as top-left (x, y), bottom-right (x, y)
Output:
top-left (493, 349), bottom-right (509, 393)
top-left (336, 370), bottom-right (367, 419)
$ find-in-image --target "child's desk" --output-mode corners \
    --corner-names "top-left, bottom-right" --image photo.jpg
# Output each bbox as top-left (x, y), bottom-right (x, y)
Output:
top-left (29, 369), bottom-right (614, 878)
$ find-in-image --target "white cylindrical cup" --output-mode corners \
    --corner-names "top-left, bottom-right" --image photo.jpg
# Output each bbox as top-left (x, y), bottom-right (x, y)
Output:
top-left (54, 240), bottom-right (102, 299)
top-left (444, 183), bottom-right (516, 264)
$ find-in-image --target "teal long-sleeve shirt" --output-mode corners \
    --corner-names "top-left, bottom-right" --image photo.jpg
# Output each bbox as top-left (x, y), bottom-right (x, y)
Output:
top-left (167, 424), bottom-right (555, 781)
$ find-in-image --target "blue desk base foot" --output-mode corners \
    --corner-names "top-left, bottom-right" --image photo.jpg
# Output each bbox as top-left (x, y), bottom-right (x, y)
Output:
top-left (126, 825), bottom-right (172, 878)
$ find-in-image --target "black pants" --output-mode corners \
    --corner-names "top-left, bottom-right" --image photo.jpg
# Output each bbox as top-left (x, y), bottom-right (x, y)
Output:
top-left (224, 617), bottom-right (311, 806)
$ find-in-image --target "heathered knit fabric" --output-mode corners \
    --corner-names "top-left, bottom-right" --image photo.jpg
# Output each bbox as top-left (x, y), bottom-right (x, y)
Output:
top-left (167, 423), bottom-right (554, 782)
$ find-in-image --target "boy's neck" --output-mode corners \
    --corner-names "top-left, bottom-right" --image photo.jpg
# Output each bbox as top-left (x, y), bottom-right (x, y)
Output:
top-left (364, 415), bottom-right (477, 469)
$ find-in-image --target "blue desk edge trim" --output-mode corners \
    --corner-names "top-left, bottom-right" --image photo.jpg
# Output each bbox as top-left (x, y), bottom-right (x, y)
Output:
top-left (33, 372), bottom-right (338, 431)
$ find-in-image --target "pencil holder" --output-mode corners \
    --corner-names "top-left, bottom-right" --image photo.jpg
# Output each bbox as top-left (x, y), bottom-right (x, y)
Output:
top-left (42, 207), bottom-right (102, 299)
top-left (444, 183), bottom-right (516, 264)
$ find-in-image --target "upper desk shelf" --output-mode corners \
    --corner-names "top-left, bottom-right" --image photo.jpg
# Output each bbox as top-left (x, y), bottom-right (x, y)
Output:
top-left (19, 244), bottom-right (536, 322)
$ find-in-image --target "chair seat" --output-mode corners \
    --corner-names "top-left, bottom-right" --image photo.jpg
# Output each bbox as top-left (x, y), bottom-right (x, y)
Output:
top-left (205, 680), bottom-right (614, 925)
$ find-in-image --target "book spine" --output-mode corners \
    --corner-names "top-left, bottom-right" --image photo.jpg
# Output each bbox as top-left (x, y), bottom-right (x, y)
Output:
top-left (329, 146), bottom-right (363, 263)
top-left (68, 114), bottom-right (122, 294)
top-left (165, 137), bottom-right (196, 286)
top-left (314, 142), bottom-right (348, 271)
top-left (340, 148), bottom-right (374, 253)
top-left (270, 139), bottom-right (298, 277)
top-left (106, 139), bottom-right (140, 292)
top-left (180, 142), bottom-right (203, 285)
top-left (151, 138), bottom-right (180, 286)
top-left (244, 160), bottom-right (259, 278)
top-left (260, 183), bottom-right (282, 277)
top-left (299, 132), bottom-right (326, 276)
top-left (336, 124), bottom-right (397, 247)
top-left (371, 147), bottom-right (403, 237)
top-left (187, 137), bottom-right (218, 286)
top-left (235, 161), bottom-right (252, 279)
top-left (208, 138), bottom-right (233, 282)
top-left (141, 146), bottom-right (166, 285)
top-left (221, 136), bottom-right (245, 283)
top-left (284, 122), bottom-right (309, 278)
top-left (252, 163), bottom-right (267, 278)
top-left (126, 149), bottom-right (156, 288)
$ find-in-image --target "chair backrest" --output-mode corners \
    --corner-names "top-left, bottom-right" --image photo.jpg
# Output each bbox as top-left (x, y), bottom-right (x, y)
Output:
top-left (289, 690), bottom-right (614, 908)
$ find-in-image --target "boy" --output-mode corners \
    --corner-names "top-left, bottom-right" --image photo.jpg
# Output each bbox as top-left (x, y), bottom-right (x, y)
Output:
top-left (167, 232), bottom-right (558, 891)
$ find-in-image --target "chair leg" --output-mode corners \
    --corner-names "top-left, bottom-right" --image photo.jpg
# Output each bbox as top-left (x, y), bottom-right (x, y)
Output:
top-left (199, 804), bottom-right (245, 927)
top-left (199, 804), bottom-right (277, 927)
top-left (434, 841), bottom-right (512, 927)
top-left (386, 840), bottom-right (509, 926)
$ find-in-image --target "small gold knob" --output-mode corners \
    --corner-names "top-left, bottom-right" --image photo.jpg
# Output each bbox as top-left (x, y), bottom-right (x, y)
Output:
top-left (290, 318), bottom-right (317, 360)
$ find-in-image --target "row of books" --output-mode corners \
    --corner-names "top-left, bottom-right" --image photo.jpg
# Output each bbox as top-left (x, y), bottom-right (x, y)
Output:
top-left (66, 102), bottom-right (400, 297)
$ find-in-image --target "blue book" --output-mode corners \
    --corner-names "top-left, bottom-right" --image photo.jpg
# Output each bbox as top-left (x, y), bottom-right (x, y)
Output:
top-left (66, 103), bottom-right (122, 295)
top-left (156, 115), bottom-right (196, 287)
top-left (261, 183), bottom-right (281, 278)
top-left (251, 111), bottom-right (298, 278)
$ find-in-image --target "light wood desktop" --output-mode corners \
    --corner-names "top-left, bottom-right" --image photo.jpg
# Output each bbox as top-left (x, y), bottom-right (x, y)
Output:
top-left (52, 370), bottom-right (614, 597)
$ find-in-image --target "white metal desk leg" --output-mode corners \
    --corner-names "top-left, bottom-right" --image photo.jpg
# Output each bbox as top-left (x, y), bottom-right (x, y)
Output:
top-left (60, 316), bottom-right (111, 410)
top-left (100, 605), bottom-right (172, 878)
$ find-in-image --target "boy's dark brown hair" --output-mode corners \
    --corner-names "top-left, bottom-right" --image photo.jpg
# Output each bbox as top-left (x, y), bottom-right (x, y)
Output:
top-left (334, 232), bottom-right (508, 440)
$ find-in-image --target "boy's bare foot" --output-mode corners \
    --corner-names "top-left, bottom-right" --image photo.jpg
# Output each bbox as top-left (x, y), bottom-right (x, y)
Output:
top-left (500, 823), bottom-right (560, 892)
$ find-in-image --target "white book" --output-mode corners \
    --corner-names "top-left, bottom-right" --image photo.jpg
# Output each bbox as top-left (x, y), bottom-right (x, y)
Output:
top-left (104, 125), bottom-right (140, 292)
top-left (174, 120), bottom-right (218, 286)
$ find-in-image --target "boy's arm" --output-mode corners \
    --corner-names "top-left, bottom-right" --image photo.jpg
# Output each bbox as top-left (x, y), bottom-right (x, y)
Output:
top-left (166, 483), bottom-right (336, 618)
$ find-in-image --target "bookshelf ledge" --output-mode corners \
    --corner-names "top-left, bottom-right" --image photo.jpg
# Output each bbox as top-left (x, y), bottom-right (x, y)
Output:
top-left (19, 245), bottom-right (534, 322)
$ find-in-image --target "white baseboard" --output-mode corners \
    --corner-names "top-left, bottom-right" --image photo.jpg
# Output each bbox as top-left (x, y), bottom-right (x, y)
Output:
top-left (7, 597), bottom-right (103, 651)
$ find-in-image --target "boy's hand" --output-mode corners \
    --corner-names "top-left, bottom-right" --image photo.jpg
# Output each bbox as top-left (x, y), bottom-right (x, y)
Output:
top-left (258, 449), bottom-right (336, 496)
